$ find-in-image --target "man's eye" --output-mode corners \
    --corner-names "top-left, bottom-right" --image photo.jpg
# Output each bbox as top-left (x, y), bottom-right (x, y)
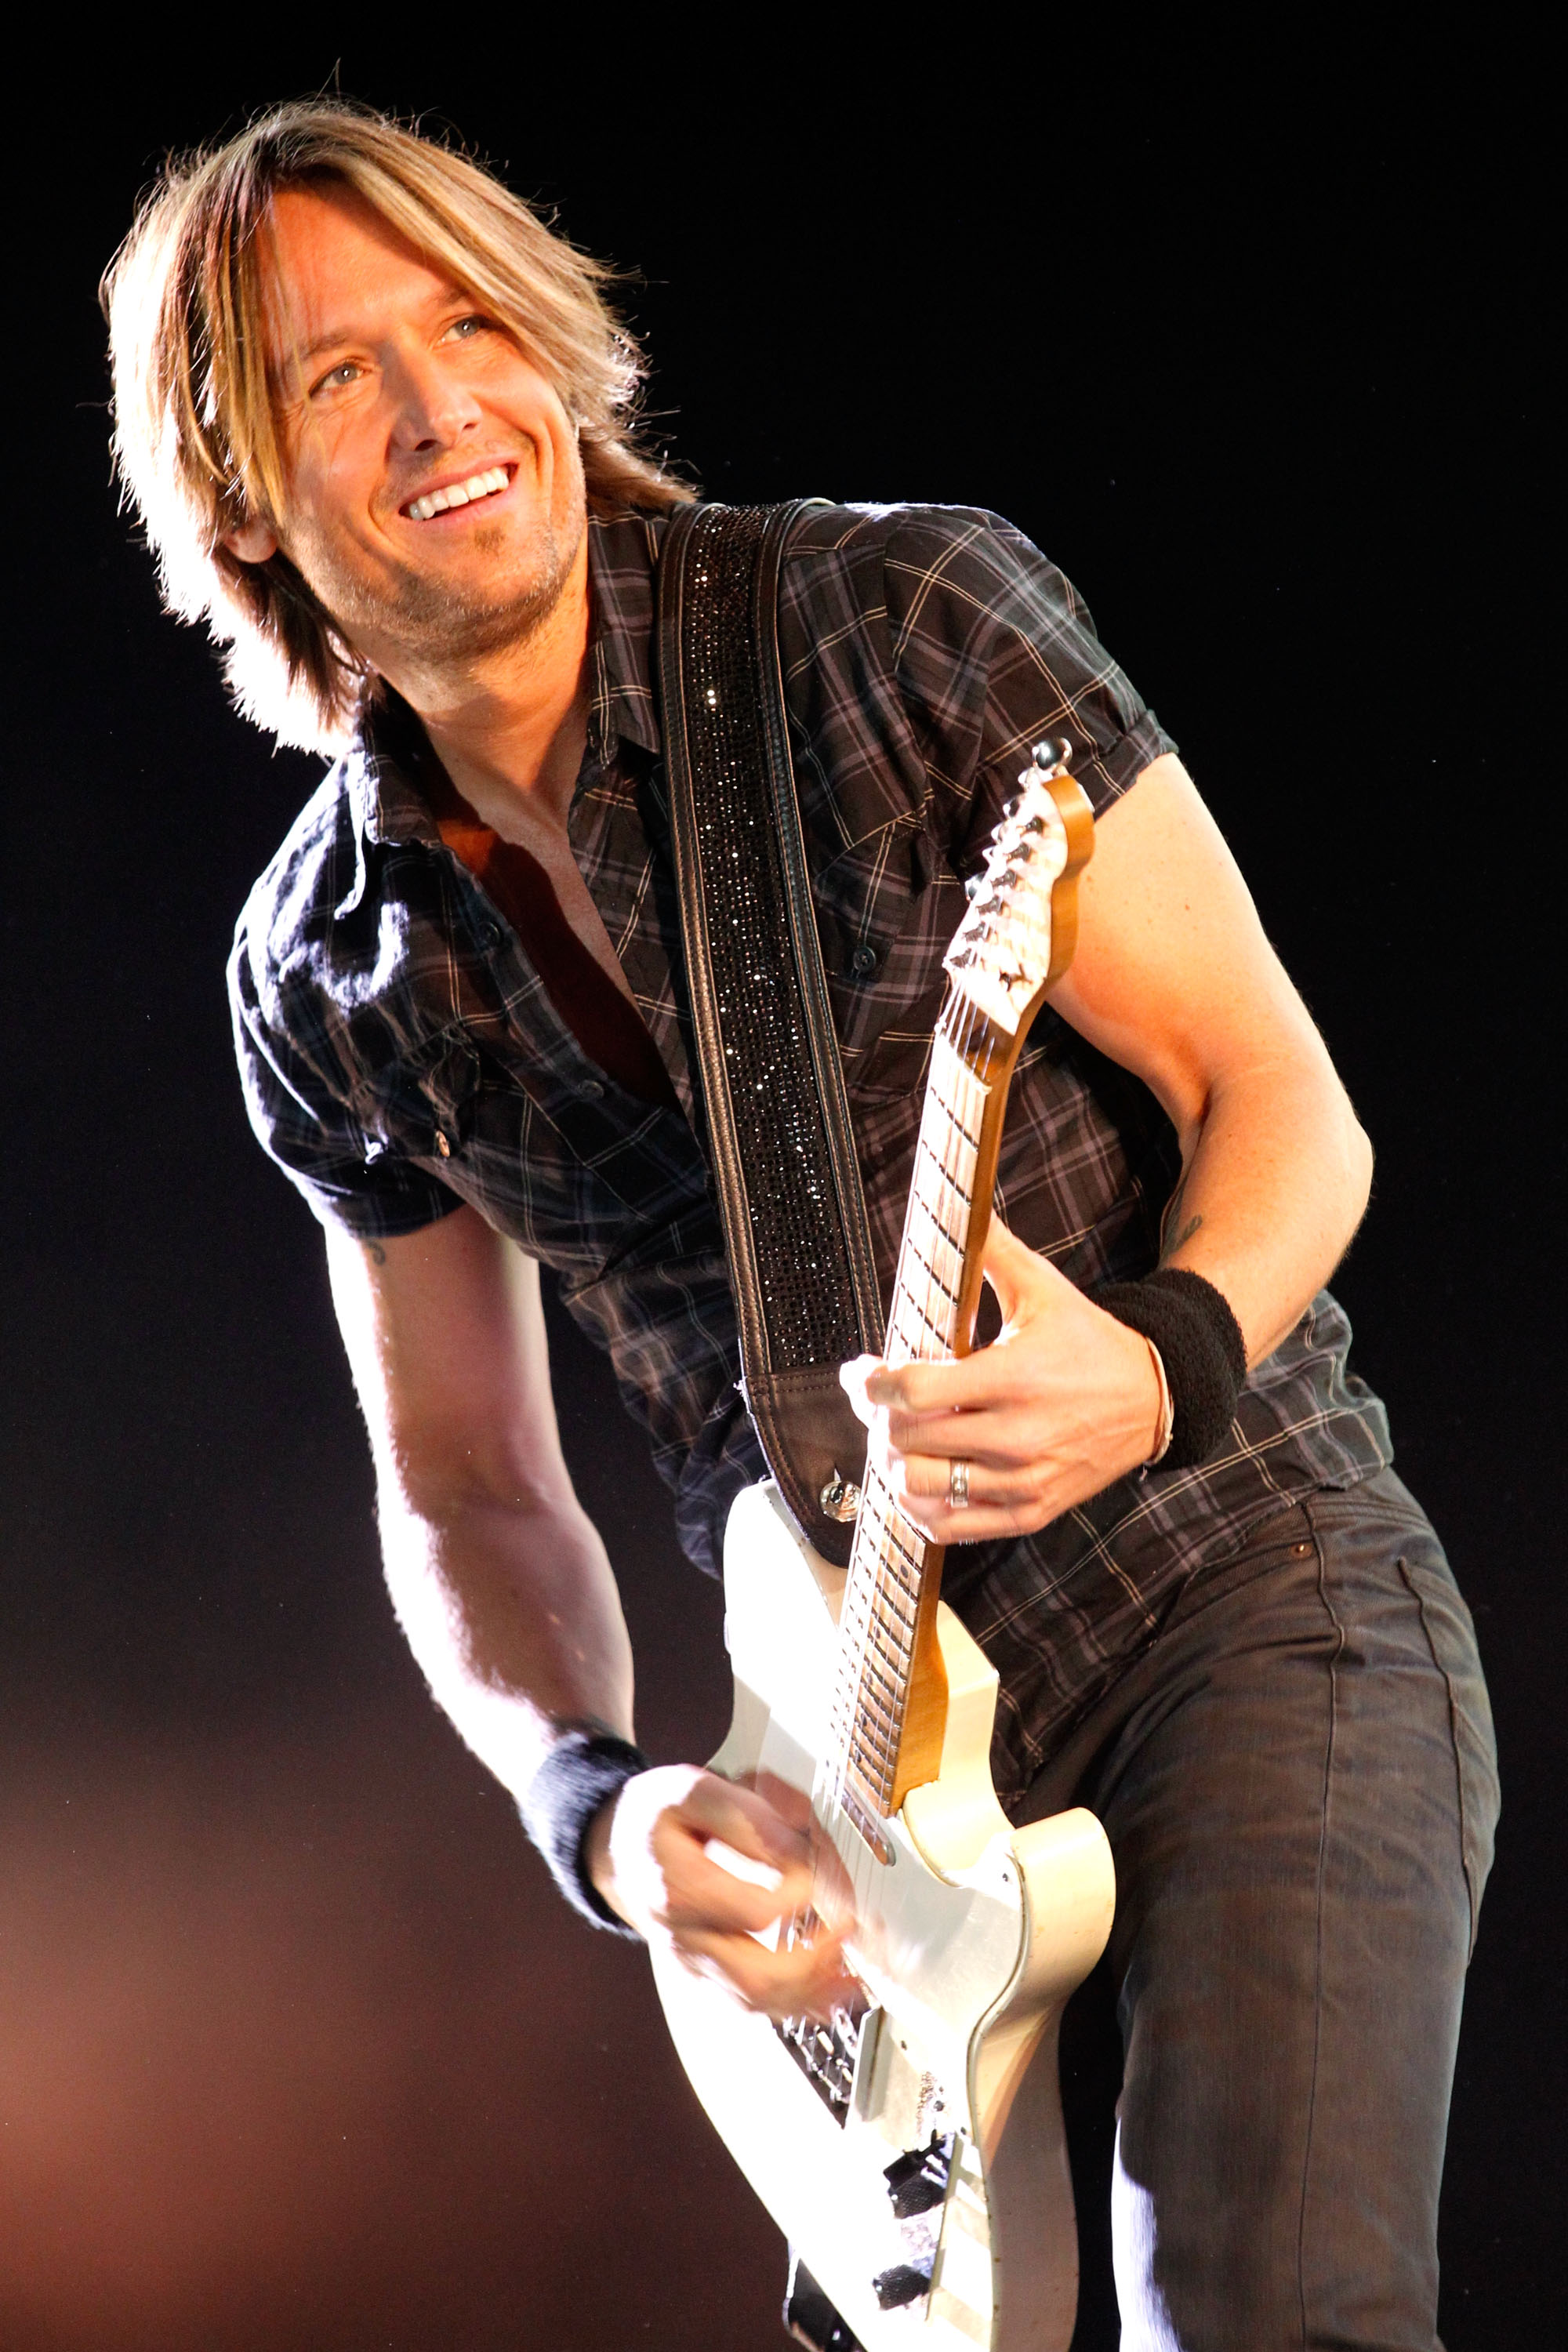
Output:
top-left (310, 360), bottom-right (361, 397)
top-left (446, 314), bottom-right (490, 341)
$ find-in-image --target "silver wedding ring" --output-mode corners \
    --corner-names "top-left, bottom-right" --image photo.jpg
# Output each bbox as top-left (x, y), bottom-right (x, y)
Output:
top-left (948, 1458), bottom-right (971, 1510)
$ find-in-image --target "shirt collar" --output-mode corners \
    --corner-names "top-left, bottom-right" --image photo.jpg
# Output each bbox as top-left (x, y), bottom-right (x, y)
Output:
top-left (583, 510), bottom-right (666, 763)
top-left (347, 703), bottom-right (441, 854)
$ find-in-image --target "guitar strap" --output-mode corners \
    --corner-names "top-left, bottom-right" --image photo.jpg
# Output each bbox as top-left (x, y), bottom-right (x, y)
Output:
top-left (656, 500), bottom-right (885, 1566)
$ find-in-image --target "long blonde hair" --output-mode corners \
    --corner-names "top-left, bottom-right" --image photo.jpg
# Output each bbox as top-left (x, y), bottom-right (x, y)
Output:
top-left (101, 100), bottom-right (693, 751)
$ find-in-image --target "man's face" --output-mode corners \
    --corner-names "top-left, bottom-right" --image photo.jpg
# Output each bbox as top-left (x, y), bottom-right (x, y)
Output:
top-left (242, 183), bottom-right (586, 670)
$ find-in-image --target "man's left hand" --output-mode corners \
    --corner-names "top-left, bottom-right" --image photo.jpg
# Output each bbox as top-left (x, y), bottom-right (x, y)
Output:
top-left (840, 1219), bottom-right (1164, 1544)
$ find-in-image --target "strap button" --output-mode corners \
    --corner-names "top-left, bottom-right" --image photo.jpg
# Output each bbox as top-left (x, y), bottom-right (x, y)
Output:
top-left (820, 1471), bottom-right (862, 1523)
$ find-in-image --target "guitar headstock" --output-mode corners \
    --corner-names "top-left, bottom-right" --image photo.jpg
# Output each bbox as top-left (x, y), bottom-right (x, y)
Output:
top-left (943, 738), bottom-right (1096, 1035)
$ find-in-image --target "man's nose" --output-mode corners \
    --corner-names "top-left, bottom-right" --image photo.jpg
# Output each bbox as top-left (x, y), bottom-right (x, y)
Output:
top-left (387, 345), bottom-right (484, 449)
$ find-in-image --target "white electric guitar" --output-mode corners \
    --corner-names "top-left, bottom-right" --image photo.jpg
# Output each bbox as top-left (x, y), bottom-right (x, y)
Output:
top-left (650, 741), bottom-right (1115, 2352)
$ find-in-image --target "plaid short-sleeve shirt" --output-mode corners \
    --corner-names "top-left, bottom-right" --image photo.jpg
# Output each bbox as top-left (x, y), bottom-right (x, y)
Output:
top-left (230, 504), bottom-right (1391, 1796)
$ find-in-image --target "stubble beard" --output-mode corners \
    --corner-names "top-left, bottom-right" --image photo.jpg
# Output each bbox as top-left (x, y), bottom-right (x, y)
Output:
top-left (293, 477), bottom-right (587, 681)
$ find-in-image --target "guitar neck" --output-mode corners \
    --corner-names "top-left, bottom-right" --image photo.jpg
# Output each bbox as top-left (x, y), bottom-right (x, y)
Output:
top-left (821, 749), bottom-right (1095, 1842)
top-left (824, 989), bottom-right (1015, 1839)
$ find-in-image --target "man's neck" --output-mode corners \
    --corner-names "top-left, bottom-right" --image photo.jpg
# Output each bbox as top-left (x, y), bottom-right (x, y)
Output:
top-left (372, 529), bottom-right (592, 844)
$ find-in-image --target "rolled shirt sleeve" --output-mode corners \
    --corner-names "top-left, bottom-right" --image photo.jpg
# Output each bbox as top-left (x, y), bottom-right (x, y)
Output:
top-left (878, 503), bottom-right (1175, 829)
top-left (227, 808), bottom-right (463, 1243)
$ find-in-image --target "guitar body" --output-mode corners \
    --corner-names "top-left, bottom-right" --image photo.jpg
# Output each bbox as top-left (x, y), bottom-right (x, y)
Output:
top-left (651, 1483), bottom-right (1115, 2350)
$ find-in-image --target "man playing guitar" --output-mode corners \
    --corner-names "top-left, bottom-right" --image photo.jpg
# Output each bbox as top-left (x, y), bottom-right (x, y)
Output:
top-left (103, 98), bottom-right (1497, 2349)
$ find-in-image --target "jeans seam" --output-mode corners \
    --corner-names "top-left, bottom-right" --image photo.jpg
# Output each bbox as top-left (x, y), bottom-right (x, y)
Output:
top-left (1298, 1525), bottom-right (1346, 2352)
top-left (1397, 1553), bottom-right (1481, 1960)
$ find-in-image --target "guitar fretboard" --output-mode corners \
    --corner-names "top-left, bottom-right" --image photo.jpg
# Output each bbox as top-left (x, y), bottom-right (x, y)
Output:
top-left (824, 1018), bottom-right (993, 1824)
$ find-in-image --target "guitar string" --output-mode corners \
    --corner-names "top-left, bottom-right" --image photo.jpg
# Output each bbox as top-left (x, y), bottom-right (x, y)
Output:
top-left (812, 775), bottom-right (1053, 1974)
top-left (829, 991), bottom-right (978, 1932)
top-left (831, 975), bottom-right (989, 1835)
top-left (835, 1041), bottom-right (951, 1923)
top-left (844, 1008), bottom-right (960, 1805)
top-left (847, 943), bottom-right (994, 1811)
top-left (862, 1007), bottom-right (972, 1803)
top-left (837, 1018), bottom-right (981, 1947)
top-left (855, 991), bottom-right (986, 1906)
top-left (818, 1018), bottom-right (955, 1904)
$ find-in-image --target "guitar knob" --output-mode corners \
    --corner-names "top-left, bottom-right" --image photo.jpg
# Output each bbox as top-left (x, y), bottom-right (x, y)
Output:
top-left (883, 2133), bottom-right (954, 2219)
top-left (873, 2263), bottom-right (932, 2311)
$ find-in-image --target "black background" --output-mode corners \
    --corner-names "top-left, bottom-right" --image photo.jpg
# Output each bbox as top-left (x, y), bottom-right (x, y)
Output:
top-left (2, 29), bottom-right (1558, 2350)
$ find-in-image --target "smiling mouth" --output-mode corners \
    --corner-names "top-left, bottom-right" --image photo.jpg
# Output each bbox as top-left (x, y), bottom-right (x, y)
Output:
top-left (403, 466), bottom-right (512, 522)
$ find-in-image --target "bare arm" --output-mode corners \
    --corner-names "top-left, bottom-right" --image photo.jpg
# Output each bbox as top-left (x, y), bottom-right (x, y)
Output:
top-left (1049, 750), bottom-right (1372, 1361)
top-left (845, 752), bottom-right (1374, 1541)
top-left (324, 1207), bottom-right (634, 1795)
top-left (326, 1206), bottom-right (848, 2013)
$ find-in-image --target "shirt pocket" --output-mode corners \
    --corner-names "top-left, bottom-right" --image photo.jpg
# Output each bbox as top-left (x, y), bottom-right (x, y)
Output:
top-left (843, 1010), bottom-right (937, 1102)
top-left (816, 822), bottom-right (963, 1089)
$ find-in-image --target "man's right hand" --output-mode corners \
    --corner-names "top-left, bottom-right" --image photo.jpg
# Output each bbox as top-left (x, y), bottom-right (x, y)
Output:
top-left (587, 1766), bottom-right (862, 2021)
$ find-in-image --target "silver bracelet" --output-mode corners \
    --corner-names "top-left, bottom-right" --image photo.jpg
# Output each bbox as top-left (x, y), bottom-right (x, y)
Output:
top-left (1143, 1334), bottom-right (1175, 1467)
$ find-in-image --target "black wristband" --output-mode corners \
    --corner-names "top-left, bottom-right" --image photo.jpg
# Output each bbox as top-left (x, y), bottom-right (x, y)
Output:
top-left (1095, 1267), bottom-right (1247, 1471)
top-left (518, 1726), bottom-right (650, 1935)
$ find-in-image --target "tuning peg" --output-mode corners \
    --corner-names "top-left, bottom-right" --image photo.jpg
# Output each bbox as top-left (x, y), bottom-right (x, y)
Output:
top-left (964, 873), bottom-right (985, 902)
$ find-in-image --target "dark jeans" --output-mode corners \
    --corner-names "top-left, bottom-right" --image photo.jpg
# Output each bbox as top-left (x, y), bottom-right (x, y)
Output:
top-left (1018, 1468), bottom-right (1499, 2352)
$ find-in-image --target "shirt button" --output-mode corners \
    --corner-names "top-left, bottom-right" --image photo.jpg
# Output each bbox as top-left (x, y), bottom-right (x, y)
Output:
top-left (474, 920), bottom-right (501, 953)
top-left (580, 1078), bottom-right (605, 1100)
top-left (851, 945), bottom-right (879, 978)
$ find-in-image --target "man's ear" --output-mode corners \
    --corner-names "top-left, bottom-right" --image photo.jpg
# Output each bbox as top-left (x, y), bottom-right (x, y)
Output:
top-left (221, 517), bottom-right (280, 564)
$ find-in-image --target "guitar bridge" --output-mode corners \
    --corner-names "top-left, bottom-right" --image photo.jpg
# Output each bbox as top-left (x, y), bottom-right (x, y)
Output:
top-left (775, 1998), bottom-right (865, 2128)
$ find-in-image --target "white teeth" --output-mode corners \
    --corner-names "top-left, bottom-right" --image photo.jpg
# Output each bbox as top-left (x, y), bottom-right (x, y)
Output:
top-left (406, 466), bottom-right (510, 522)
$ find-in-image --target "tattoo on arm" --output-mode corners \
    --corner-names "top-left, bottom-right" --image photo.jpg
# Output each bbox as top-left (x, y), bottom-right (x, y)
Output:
top-left (1161, 1214), bottom-right (1203, 1262)
top-left (1159, 1167), bottom-right (1202, 1263)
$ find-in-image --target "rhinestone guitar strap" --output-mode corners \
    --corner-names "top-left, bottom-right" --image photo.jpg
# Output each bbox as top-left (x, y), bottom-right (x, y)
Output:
top-left (656, 500), bottom-right (886, 1566)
